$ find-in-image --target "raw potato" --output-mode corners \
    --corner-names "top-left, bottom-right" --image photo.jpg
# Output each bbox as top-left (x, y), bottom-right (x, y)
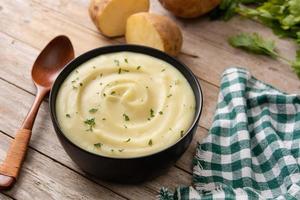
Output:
top-left (159, 0), bottom-right (221, 18)
top-left (126, 12), bottom-right (183, 56)
top-left (89, 0), bottom-right (150, 37)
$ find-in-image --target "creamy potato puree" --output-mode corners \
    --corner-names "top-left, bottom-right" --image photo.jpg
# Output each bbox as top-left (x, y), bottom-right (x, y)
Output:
top-left (56, 52), bottom-right (196, 158)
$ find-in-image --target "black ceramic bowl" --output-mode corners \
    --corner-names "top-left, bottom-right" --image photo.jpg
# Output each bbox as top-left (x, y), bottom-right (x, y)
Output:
top-left (49, 45), bottom-right (203, 183)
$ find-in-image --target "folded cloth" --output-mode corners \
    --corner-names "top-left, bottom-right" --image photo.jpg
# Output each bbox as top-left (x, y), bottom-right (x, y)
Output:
top-left (160, 68), bottom-right (300, 200)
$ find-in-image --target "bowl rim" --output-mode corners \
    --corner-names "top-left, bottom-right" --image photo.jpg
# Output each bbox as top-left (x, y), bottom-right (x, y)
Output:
top-left (49, 44), bottom-right (203, 160)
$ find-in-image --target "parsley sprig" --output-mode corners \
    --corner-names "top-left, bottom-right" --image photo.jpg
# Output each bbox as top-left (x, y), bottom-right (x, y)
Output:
top-left (229, 32), bottom-right (300, 77)
top-left (229, 33), bottom-right (278, 58)
top-left (212, 0), bottom-right (300, 78)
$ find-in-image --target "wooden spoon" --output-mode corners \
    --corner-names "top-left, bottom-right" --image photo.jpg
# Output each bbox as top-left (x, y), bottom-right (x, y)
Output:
top-left (0, 35), bottom-right (74, 190)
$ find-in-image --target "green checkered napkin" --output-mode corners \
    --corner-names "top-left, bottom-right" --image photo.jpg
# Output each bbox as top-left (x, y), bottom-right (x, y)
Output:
top-left (160, 68), bottom-right (300, 200)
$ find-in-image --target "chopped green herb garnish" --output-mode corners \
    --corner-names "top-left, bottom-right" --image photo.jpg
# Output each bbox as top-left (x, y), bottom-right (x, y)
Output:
top-left (114, 59), bottom-right (120, 66)
top-left (102, 118), bottom-right (106, 121)
top-left (146, 86), bottom-right (149, 89)
top-left (180, 130), bottom-right (185, 137)
top-left (79, 82), bottom-right (83, 87)
top-left (137, 66), bottom-right (141, 70)
top-left (118, 68), bottom-right (122, 74)
top-left (125, 138), bottom-right (131, 142)
top-left (100, 73), bottom-right (103, 77)
top-left (124, 125), bottom-right (128, 129)
top-left (89, 108), bottom-right (98, 113)
top-left (122, 69), bottom-right (130, 72)
top-left (159, 111), bottom-right (163, 115)
top-left (167, 94), bottom-right (172, 98)
top-left (118, 149), bottom-right (124, 152)
top-left (111, 149), bottom-right (114, 152)
top-left (150, 109), bottom-right (155, 118)
top-left (94, 143), bottom-right (102, 148)
top-left (161, 68), bottom-right (166, 72)
top-left (148, 139), bottom-right (153, 146)
top-left (123, 113), bottom-right (130, 121)
top-left (147, 118), bottom-right (151, 121)
top-left (124, 58), bottom-right (128, 63)
top-left (66, 114), bottom-right (71, 118)
top-left (111, 91), bottom-right (116, 95)
top-left (103, 93), bottom-right (106, 97)
top-left (84, 118), bottom-right (96, 131)
top-left (71, 80), bottom-right (76, 83)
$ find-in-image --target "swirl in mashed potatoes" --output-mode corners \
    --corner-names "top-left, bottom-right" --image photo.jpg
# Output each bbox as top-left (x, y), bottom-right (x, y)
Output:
top-left (56, 52), bottom-right (195, 158)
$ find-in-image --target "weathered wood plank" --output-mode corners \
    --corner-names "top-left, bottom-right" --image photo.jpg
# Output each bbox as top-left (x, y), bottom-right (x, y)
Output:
top-left (0, 32), bottom-right (37, 93)
top-left (34, 0), bottom-right (300, 92)
top-left (1, 0), bottom-right (298, 198)
top-left (0, 75), bottom-right (193, 200)
top-left (32, 0), bottom-right (98, 33)
top-left (0, 0), bottom-right (113, 53)
top-left (0, 133), bottom-right (125, 200)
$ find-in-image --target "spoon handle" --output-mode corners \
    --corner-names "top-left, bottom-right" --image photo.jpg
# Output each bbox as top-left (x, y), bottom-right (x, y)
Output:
top-left (0, 129), bottom-right (31, 188)
top-left (0, 87), bottom-right (48, 190)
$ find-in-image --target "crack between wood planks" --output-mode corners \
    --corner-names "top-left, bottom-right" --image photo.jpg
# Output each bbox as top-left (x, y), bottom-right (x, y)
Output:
top-left (0, 191), bottom-right (16, 200)
top-left (0, 130), bottom-right (129, 200)
top-left (0, 77), bottom-right (35, 97)
top-left (180, 51), bottom-right (199, 59)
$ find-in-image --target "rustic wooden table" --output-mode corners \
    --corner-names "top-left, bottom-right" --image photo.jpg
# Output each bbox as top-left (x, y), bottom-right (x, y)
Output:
top-left (0, 0), bottom-right (299, 199)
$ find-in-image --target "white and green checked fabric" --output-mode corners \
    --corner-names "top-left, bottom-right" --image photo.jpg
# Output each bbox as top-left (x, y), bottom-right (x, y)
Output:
top-left (160, 68), bottom-right (300, 200)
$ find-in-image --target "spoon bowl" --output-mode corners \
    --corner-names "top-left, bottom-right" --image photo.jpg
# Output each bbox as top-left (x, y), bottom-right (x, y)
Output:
top-left (0, 35), bottom-right (74, 190)
top-left (32, 36), bottom-right (74, 88)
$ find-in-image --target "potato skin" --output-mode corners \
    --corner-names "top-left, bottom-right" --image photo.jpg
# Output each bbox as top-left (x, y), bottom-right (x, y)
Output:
top-left (89, 0), bottom-right (110, 33)
top-left (126, 13), bottom-right (183, 56)
top-left (147, 13), bottom-right (183, 56)
top-left (159, 0), bottom-right (221, 18)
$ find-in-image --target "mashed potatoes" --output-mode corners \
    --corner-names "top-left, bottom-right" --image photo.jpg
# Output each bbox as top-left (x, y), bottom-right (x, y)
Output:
top-left (56, 52), bottom-right (195, 158)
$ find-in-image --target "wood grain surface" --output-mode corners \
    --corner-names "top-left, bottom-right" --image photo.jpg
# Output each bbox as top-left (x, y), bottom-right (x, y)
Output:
top-left (0, 0), bottom-right (298, 199)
